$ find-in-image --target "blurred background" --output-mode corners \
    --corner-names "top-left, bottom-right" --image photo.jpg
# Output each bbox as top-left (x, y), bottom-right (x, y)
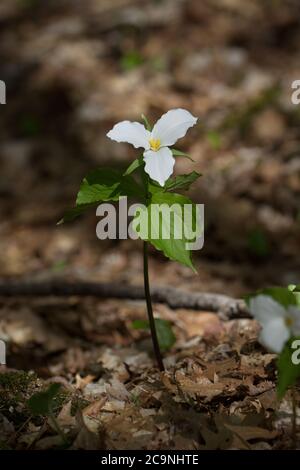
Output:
top-left (0, 0), bottom-right (300, 372)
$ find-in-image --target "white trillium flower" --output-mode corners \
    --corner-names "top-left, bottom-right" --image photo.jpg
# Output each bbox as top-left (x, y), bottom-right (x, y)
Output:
top-left (249, 295), bottom-right (300, 353)
top-left (106, 108), bottom-right (198, 186)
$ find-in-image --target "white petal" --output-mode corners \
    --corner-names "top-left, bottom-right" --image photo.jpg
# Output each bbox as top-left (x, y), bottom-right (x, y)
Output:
top-left (288, 306), bottom-right (300, 336)
top-left (259, 317), bottom-right (289, 353)
top-left (143, 147), bottom-right (175, 186)
top-left (151, 108), bottom-right (198, 147)
top-left (107, 121), bottom-right (150, 150)
top-left (249, 295), bottom-right (286, 327)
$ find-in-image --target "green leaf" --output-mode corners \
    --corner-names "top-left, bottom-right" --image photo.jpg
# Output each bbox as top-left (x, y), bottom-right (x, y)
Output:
top-left (247, 229), bottom-right (270, 257)
top-left (148, 180), bottom-right (164, 195)
top-left (59, 168), bottom-right (144, 224)
top-left (132, 318), bottom-right (176, 352)
top-left (123, 157), bottom-right (143, 176)
top-left (277, 337), bottom-right (300, 399)
top-left (294, 292), bottom-right (300, 307)
top-left (141, 114), bottom-right (152, 131)
top-left (76, 168), bottom-right (143, 205)
top-left (164, 171), bottom-right (201, 191)
top-left (133, 192), bottom-right (201, 271)
top-left (171, 148), bottom-right (194, 161)
top-left (288, 285), bottom-right (300, 307)
top-left (246, 287), bottom-right (297, 309)
top-left (155, 318), bottom-right (176, 352)
top-left (289, 285), bottom-right (300, 292)
top-left (77, 168), bottom-right (121, 205)
top-left (57, 202), bottom-right (97, 225)
top-left (28, 383), bottom-right (61, 416)
top-left (261, 287), bottom-right (297, 308)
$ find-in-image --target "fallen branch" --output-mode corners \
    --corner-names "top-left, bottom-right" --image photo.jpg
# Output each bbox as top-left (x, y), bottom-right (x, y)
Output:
top-left (0, 280), bottom-right (249, 320)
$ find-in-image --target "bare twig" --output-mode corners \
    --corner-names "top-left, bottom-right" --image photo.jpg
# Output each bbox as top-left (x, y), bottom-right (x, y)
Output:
top-left (0, 279), bottom-right (249, 319)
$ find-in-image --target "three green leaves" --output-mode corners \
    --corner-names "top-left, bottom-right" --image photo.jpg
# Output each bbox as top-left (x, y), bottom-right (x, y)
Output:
top-left (59, 158), bottom-right (202, 271)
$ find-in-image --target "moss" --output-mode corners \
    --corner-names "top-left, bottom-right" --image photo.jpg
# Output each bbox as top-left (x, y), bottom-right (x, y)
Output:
top-left (50, 389), bottom-right (70, 414)
top-left (70, 395), bottom-right (90, 416)
top-left (0, 370), bottom-right (37, 391)
top-left (0, 371), bottom-right (70, 425)
top-left (0, 371), bottom-right (39, 425)
top-left (0, 371), bottom-right (75, 431)
top-left (0, 371), bottom-right (86, 450)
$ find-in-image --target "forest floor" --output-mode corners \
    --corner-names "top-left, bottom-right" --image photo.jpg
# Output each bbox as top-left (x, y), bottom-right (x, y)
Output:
top-left (0, 0), bottom-right (300, 449)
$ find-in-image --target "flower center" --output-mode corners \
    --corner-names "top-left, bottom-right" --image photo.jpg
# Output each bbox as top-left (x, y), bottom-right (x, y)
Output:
top-left (285, 315), bottom-right (294, 327)
top-left (149, 138), bottom-right (161, 152)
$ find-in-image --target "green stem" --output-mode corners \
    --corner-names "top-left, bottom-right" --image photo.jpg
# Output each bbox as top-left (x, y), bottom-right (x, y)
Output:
top-left (143, 241), bottom-right (165, 371)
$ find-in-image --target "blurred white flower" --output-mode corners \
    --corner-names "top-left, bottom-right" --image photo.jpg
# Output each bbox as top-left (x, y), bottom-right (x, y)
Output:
top-left (107, 108), bottom-right (197, 186)
top-left (249, 295), bottom-right (300, 353)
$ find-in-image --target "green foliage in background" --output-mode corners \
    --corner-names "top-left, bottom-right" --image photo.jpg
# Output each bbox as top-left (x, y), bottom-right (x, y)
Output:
top-left (132, 318), bottom-right (176, 352)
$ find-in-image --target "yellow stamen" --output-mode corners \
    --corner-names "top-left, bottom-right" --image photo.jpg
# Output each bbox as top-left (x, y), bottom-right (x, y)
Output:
top-left (149, 138), bottom-right (161, 152)
top-left (285, 316), bottom-right (294, 327)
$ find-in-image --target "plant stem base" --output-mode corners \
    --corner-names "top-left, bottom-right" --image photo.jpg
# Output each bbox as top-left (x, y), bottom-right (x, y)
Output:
top-left (143, 241), bottom-right (165, 372)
